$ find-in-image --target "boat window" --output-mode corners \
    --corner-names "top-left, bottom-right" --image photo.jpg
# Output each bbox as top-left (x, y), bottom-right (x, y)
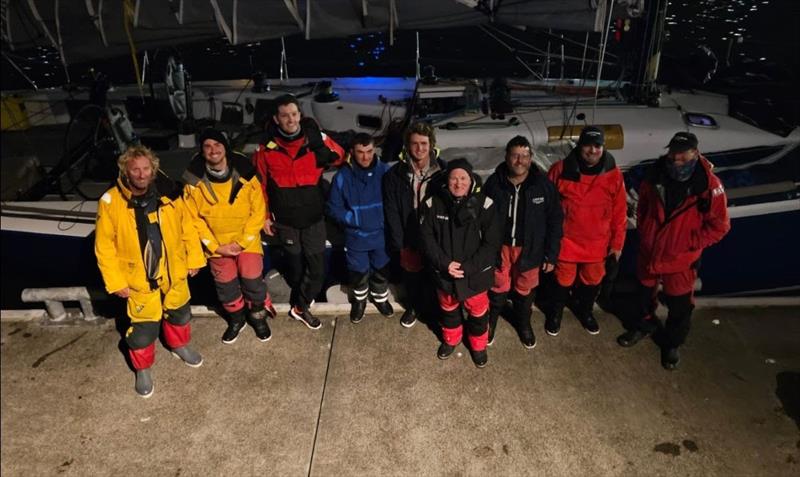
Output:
top-left (684, 112), bottom-right (718, 128)
top-left (357, 114), bottom-right (382, 130)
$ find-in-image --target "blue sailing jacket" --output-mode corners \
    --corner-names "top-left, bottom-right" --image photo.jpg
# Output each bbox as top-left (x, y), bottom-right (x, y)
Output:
top-left (327, 158), bottom-right (391, 252)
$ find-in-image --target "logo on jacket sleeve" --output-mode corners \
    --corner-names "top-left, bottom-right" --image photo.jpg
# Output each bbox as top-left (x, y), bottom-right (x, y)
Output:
top-left (712, 186), bottom-right (724, 197)
top-left (532, 196), bottom-right (545, 204)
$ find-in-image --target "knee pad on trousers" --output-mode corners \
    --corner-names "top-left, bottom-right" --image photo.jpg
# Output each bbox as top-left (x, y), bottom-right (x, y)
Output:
top-left (125, 321), bottom-right (161, 349)
top-left (241, 276), bottom-right (267, 303)
top-left (465, 313), bottom-right (489, 336)
top-left (573, 283), bottom-right (600, 318)
top-left (348, 270), bottom-right (369, 290)
top-left (440, 307), bottom-right (462, 329)
top-left (215, 277), bottom-right (244, 305)
top-left (488, 290), bottom-right (508, 313)
top-left (663, 292), bottom-right (694, 317)
top-left (511, 291), bottom-right (535, 323)
top-left (369, 265), bottom-right (391, 290)
top-left (164, 301), bottom-right (191, 326)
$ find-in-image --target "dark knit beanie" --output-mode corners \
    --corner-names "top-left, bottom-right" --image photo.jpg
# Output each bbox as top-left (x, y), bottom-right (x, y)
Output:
top-left (199, 128), bottom-right (230, 155)
top-left (446, 157), bottom-right (474, 176)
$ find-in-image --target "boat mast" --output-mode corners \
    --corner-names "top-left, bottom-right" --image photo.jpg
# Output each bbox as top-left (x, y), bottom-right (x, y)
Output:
top-left (592, 0), bottom-right (615, 122)
top-left (639, 0), bottom-right (669, 103)
top-left (415, 31), bottom-right (420, 80)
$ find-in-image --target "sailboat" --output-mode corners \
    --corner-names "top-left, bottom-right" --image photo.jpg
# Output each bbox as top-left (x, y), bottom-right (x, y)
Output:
top-left (1, 0), bottom-right (797, 311)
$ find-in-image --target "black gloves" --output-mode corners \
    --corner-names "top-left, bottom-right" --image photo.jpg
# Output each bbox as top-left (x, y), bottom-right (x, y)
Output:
top-left (301, 117), bottom-right (336, 168)
top-left (301, 117), bottom-right (324, 150)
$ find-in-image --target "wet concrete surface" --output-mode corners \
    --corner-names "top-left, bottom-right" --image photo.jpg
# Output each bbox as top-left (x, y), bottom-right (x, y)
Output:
top-left (1, 306), bottom-right (799, 476)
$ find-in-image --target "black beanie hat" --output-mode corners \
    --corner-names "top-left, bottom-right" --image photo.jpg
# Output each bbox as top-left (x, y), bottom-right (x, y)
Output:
top-left (446, 157), bottom-right (474, 176)
top-left (199, 128), bottom-right (229, 154)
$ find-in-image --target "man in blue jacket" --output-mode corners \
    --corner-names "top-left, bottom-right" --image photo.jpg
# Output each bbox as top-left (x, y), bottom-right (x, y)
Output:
top-left (327, 134), bottom-right (395, 323)
top-left (483, 136), bottom-right (563, 348)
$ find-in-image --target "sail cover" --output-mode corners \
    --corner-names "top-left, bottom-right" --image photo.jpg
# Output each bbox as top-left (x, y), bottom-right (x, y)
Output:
top-left (1, 0), bottom-right (643, 65)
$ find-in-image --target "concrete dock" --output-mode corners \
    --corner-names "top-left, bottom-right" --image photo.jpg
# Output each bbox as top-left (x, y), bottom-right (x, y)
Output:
top-left (1, 305), bottom-right (799, 476)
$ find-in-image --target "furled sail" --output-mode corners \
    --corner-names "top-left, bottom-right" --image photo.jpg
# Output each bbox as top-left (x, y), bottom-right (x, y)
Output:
top-left (1, 0), bottom-right (642, 65)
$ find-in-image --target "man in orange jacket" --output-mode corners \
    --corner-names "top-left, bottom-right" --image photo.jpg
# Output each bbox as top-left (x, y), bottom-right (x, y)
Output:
top-left (546, 126), bottom-right (627, 336)
top-left (618, 132), bottom-right (730, 370)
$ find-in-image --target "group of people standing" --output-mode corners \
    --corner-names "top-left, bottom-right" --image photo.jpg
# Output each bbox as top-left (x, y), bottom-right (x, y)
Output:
top-left (94, 94), bottom-right (730, 398)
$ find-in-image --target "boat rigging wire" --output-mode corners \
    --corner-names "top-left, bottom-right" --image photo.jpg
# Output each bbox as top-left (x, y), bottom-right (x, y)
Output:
top-left (478, 25), bottom-right (544, 81)
top-left (592, 0), bottom-right (616, 123)
top-left (1, 52), bottom-right (38, 91)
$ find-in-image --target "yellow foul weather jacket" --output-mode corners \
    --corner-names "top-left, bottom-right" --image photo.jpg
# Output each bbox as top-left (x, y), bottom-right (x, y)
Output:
top-left (95, 174), bottom-right (206, 295)
top-left (182, 152), bottom-right (266, 257)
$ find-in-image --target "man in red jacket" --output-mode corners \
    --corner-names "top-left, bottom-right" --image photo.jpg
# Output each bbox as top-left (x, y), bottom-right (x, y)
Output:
top-left (618, 132), bottom-right (730, 370)
top-left (547, 126), bottom-right (627, 336)
top-left (252, 95), bottom-right (344, 329)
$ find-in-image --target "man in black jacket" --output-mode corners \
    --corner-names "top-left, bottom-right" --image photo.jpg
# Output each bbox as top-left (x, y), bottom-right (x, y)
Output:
top-left (483, 136), bottom-right (563, 348)
top-left (382, 122), bottom-right (447, 328)
top-left (419, 158), bottom-right (501, 367)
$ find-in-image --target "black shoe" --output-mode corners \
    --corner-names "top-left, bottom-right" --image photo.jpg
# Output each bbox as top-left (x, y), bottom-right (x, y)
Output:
top-left (249, 318), bottom-right (272, 342)
top-left (470, 349), bottom-right (488, 368)
top-left (247, 308), bottom-right (273, 342)
top-left (290, 306), bottom-right (322, 330)
top-left (350, 300), bottom-right (366, 323)
top-left (400, 308), bottom-right (417, 328)
top-left (222, 313), bottom-right (247, 344)
top-left (661, 347), bottom-right (680, 370)
top-left (544, 315), bottom-right (561, 336)
top-left (580, 314), bottom-right (600, 335)
top-left (488, 323), bottom-right (497, 346)
top-left (374, 300), bottom-right (395, 317)
top-left (617, 329), bottom-right (648, 348)
top-left (519, 326), bottom-right (537, 349)
top-left (437, 342), bottom-right (457, 360)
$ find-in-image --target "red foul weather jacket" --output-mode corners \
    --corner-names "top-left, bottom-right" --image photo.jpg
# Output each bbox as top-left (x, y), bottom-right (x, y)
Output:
top-left (636, 155), bottom-right (730, 275)
top-left (252, 123), bottom-right (344, 229)
top-left (547, 148), bottom-right (627, 263)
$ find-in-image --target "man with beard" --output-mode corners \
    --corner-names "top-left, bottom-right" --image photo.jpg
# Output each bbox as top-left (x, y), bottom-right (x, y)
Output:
top-left (617, 132), bottom-right (730, 370)
top-left (483, 136), bottom-right (562, 348)
top-left (95, 146), bottom-right (206, 398)
top-left (546, 126), bottom-right (627, 336)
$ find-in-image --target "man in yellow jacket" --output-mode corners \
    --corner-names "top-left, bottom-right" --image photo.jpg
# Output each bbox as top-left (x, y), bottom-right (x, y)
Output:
top-left (183, 128), bottom-right (274, 344)
top-left (95, 145), bottom-right (206, 398)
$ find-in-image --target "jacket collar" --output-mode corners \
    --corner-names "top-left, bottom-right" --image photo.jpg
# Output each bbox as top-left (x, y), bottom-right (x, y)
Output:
top-left (493, 162), bottom-right (540, 190)
top-left (117, 172), bottom-right (181, 205)
top-left (561, 148), bottom-right (617, 181)
top-left (648, 154), bottom-right (711, 196)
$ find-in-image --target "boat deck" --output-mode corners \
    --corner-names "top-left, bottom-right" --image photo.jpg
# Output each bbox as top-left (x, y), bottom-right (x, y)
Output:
top-left (2, 305), bottom-right (798, 475)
